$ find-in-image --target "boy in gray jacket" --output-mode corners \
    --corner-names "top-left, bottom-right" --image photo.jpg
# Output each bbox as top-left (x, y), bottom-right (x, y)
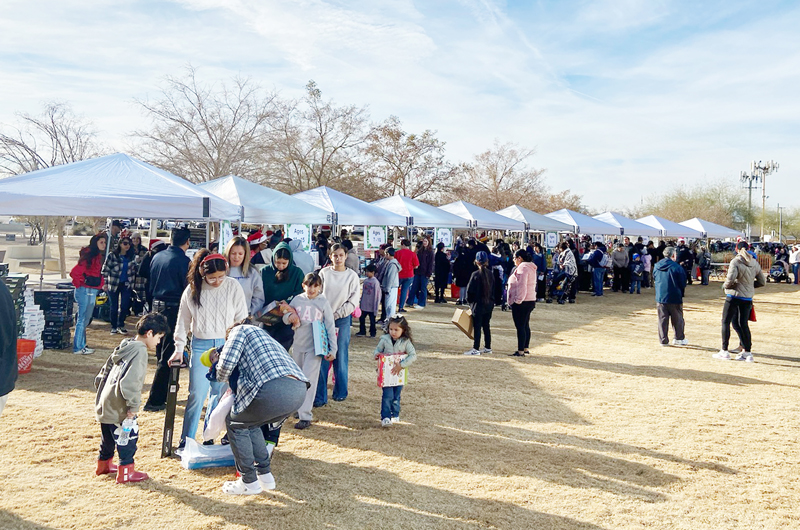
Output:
top-left (95, 313), bottom-right (169, 483)
top-left (380, 248), bottom-right (402, 321)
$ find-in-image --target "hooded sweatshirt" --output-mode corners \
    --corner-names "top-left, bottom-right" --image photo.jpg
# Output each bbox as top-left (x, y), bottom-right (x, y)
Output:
top-left (261, 241), bottom-right (305, 307)
top-left (94, 338), bottom-right (148, 424)
top-left (381, 258), bottom-right (402, 291)
top-left (284, 292), bottom-right (338, 358)
top-left (724, 252), bottom-right (766, 300)
top-left (653, 258), bottom-right (686, 304)
top-left (289, 240), bottom-right (315, 275)
top-left (506, 261), bottom-right (538, 305)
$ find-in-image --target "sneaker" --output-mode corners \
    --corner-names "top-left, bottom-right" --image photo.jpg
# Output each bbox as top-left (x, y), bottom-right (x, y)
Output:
top-left (390, 417), bottom-right (400, 423)
top-left (381, 418), bottom-right (393, 427)
top-left (672, 339), bottom-right (688, 346)
top-left (143, 403), bottom-right (166, 412)
top-left (659, 342), bottom-right (669, 347)
top-left (83, 347), bottom-right (95, 354)
top-left (568, 299), bottom-right (576, 304)
top-left (355, 332), bottom-right (366, 337)
top-left (118, 328), bottom-right (129, 334)
top-left (463, 348), bottom-right (481, 356)
top-left (73, 347), bottom-right (93, 355)
top-left (412, 304), bottom-right (423, 310)
top-left (734, 352), bottom-right (754, 363)
top-left (110, 328), bottom-right (119, 335)
top-left (398, 309), bottom-right (407, 313)
top-left (294, 420), bottom-right (312, 430)
top-left (257, 472), bottom-right (276, 490)
top-left (712, 350), bottom-right (731, 360)
top-left (480, 348), bottom-right (492, 354)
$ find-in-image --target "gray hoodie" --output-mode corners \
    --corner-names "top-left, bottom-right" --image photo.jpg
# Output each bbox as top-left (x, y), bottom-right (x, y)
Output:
top-left (285, 293), bottom-right (338, 358)
top-left (381, 259), bottom-right (402, 291)
top-left (94, 338), bottom-right (148, 424)
top-left (290, 240), bottom-right (315, 275)
top-left (724, 252), bottom-right (766, 300)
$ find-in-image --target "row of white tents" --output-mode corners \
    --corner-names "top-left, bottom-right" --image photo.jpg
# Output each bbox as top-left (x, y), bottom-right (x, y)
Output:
top-left (0, 153), bottom-right (743, 240)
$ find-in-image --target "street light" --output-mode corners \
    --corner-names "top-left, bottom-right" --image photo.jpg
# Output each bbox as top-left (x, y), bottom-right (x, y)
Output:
top-left (740, 159), bottom-right (779, 241)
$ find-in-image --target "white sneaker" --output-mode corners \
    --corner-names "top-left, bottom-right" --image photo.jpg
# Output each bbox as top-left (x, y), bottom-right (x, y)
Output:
top-left (659, 343), bottom-right (669, 347)
top-left (381, 418), bottom-right (393, 427)
top-left (480, 348), bottom-right (492, 354)
top-left (390, 417), bottom-right (400, 424)
top-left (83, 347), bottom-right (95, 354)
top-left (672, 339), bottom-right (688, 346)
top-left (412, 304), bottom-right (423, 310)
top-left (712, 350), bottom-right (731, 360)
top-left (110, 328), bottom-right (119, 335)
top-left (257, 472), bottom-right (276, 490)
top-left (734, 352), bottom-right (754, 363)
top-left (463, 349), bottom-right (481, 356)
top-left (73, 347), bottom-right (93, 355)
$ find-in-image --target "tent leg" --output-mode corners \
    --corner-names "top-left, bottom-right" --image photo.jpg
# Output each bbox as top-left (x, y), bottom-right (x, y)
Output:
top-left (205, 220), bottom-right (211, 248)
top-left (39, 218), bottom-right (48, 289)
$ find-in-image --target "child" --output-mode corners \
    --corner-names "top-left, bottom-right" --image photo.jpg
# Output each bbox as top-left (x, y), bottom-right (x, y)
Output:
top-left (356, 264), bottom-right (382, 337)
top-left (380, 248), bottom-right (402, 322)
top-left (373, 316), bottom-right (417, 427)
top-left (629, 253), bottom-right (644, 294)
top-left (94, 313), bottom-right (169, 483)
top-left (284, 272), bottom-right (337, 429)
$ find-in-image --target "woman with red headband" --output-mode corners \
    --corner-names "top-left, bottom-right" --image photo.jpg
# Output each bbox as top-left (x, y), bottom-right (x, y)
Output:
top-left (170, 249), bottom-right (248, 449)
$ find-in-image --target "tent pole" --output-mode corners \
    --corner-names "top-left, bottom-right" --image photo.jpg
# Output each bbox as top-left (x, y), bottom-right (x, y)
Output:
top-left (39, 217), bottom-right (48, 289)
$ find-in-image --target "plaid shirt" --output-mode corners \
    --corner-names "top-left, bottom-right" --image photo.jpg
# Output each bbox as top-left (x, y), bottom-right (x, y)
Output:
top-left (217, 325), bottom-right (308, 415)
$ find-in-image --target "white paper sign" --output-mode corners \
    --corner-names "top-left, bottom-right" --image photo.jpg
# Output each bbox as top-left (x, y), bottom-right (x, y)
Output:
top-left (219, 221), bottom-right (233, 252)
top-left (593, 234), bottom-right (605, 243)
top-left (285, 224), bottom-right (312, 251)
top-left (545, 232), bottom-right (558, 249)
top-left (366, 226), bottom-right (387, 250)
top-left (642, 236), bottom-right (650, 245)
top-left (434, 227), bottom-right (453, 249)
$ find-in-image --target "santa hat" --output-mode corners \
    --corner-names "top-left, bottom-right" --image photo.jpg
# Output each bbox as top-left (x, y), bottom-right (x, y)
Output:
top-left (148, 238), bottom-right (165, 251)
top-left (247, 231), bottom-right (267, 245)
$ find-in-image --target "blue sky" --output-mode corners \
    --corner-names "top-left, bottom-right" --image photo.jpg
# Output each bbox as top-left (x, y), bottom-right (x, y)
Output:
top-left (1, 0), bottom-right (798, 211)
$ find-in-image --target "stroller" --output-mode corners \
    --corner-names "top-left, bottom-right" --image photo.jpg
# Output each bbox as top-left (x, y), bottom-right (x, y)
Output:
top-left (546, 270), bottom-right (576, 304)
top-left (767, 261), bottom-right (790, 283)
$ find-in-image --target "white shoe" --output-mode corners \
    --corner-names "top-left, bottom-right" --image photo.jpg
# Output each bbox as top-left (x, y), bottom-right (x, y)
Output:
top-left (463, 349), bottom-right (481, 356)
top-left (712, 350), bottom-right (731, 360)
top-left (381, 418), bottom-right (393, 427)
top-left (672, 339), bottom-right (688, 346)
top-left (412, 304), bottom-right (423, 310)
top-left (480, 348), bottom-right (492, 354)
top-left (73, 347), bottom-right (93, 355)
top-left (734, 352), bottom-right (754, 363)
top-left (110, 328), bottom-right (119, 335)
top-left (84, 347), bottom-right (95, 354)
top-left (222, 478), bottom-right (262, 495)
top-left (659, 343), bottom-right (669, 347)
top-left (390, 417), bottom-right (400, 424)
top-left (257, 472), bottom-right (276, 490)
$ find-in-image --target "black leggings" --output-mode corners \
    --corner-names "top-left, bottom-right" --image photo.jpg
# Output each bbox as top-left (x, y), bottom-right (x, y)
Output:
top-left (511, 301), bottom-right (535, 351)
top-left (721, 297), bottom-right (752, 351)
top-left (472, 306), bottom-right (493, 350)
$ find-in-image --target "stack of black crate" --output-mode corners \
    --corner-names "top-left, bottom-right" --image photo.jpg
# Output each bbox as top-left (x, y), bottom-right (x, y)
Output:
top-left (3, 272), bottom-right (28, 337)
top-left (34, 289), bottom-right (74, 349)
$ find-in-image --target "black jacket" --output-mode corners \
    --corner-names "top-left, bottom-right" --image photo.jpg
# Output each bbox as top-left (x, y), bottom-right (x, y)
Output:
top-left (434, 250), bottom-right (451, 283)
top-left (148, 246), bottom-right (190, 304)
top-left (0, 281), bottom-right (18, 398)
top-left (466, 268), bottom-right (494, 316)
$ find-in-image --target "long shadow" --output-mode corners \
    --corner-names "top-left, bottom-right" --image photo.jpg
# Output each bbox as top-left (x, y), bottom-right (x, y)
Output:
top-left (0, 511), bottom-right (57, 530)
top-left (140, 454), bottom-right (607, 530)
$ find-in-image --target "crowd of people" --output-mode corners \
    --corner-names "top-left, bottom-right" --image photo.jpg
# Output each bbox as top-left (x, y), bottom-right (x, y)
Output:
top-left (54, 221), bottom-right (797, 494)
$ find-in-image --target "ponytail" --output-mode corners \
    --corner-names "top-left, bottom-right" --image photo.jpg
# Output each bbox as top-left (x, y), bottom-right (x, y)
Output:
top-left (187, 248), bottom-right (228, 307)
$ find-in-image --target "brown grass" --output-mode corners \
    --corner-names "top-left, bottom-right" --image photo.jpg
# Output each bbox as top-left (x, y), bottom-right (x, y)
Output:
top-left (2, 237), bottom-right (800, 529)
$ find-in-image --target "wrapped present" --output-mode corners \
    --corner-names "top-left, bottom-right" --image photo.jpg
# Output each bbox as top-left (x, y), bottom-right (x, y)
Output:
top-left (377, 354), bottom-right (408, 388)
top-left (312, 320), bottom-right (332, 357)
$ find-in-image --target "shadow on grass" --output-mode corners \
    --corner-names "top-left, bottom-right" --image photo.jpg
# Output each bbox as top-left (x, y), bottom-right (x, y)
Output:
top-left (139, 454), bottom-right (606, 530)
top-left (0, 511), bottom-right (57, 530)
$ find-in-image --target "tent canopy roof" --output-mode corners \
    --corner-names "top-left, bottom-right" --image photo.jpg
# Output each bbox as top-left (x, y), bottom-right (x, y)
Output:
top-left (371, 195), bottom-right (469, 228)
top-left (292, 187), bottom-right (406, 226)
top-left (679, 218), bottom-right (743, 239)
top-left (496, 205), bottom-right (573, 232)
top-left (544, 209), bottom-right (618, 235)
top-left (593, 211), bottom-right (662, 237)
top-left (0, 153), bottom-right (241, 220)
top-left (439, 201), bottom-right (524, 231)
top-left (636, 215), bottom-right (703, 238)
top-left (199, 175), bottom-right (329, 225)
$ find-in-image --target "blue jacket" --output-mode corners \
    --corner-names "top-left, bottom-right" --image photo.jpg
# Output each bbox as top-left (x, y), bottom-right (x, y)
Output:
top-left (653, 258), bottom-right (686, 304)
top-left (532, 252), bottom-right (547, 274)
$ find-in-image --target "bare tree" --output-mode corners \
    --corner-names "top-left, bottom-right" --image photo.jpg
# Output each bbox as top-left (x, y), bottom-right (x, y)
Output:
top-left (264, 81), bottom-right (370, 195)
top-left (0, 103), bottom-right (101, 277)
top-left (133, 66), bottom-right (277, 183)
top-left (364, 115), bottom-right (457, 201)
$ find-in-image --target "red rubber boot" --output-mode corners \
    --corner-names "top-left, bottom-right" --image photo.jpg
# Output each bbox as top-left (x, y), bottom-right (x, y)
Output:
top-left (116, 463), bottom-right (149, 483)
top-left (95, 458), bottom-right (118, 476)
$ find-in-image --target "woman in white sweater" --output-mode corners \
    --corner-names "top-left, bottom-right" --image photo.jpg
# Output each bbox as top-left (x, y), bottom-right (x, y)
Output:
top-left (170, 250), bottom-right (248, 448)
top-left (225, 236), bottom-right (265, 315)
top-left (314, 243), bottom-right (360, 406)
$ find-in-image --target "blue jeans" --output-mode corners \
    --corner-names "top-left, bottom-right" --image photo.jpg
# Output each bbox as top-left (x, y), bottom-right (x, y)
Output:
top-left (315, 316), bottom-right (351, 405)
top-left (398, 277), bottom-right (413, 310)
top-left (381, 385), bottom-right (403, 420)
top-left (180, 337), bottom-right (227, 444)
top-left (73, 286), bottom-right (98, 352)
top-left (108, 288), bottom-right (132, 329)
top-left (794, 262), bottom-right (799, 284)
top-left (410, 276), bottom-right (429, 307)
top-left (629, 279), bottom-right (641, 294)
top-left (592, 267), bottom-right (605, 296)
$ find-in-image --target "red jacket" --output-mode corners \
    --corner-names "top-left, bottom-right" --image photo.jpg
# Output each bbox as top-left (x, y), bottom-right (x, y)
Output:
top-left (70, 251), bottom-right (105, 290)
top-left (395, 248), bottom-right (419, 280)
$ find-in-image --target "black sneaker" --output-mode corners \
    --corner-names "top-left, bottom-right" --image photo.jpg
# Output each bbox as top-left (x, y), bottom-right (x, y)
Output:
top-left (294, 420), bottom-right (312, 430)
top-left (355, 332), bottom-right (366, 337)
top-left (143, 403), bottom-right (166, 412)
top-left (203, 439), bottom-right (215, 446)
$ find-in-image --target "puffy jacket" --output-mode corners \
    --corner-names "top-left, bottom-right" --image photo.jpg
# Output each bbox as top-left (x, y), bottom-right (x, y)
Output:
top-left (94, 338), bottom-right (148, 423)
top-left (70, 251), bottom-right (105, 290)
top-left (653, 258), bottom-right (686, 304)
top-left (724, 252), bottom-right (766, 300)
top-left (507, 262), bottom-right (538, 305)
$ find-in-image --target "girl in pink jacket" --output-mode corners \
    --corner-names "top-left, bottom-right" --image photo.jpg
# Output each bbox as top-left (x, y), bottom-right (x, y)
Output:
top-left (506, 250), bottom-right (538, 357)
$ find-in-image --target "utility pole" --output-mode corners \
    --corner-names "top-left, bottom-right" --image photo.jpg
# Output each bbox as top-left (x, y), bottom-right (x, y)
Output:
top-left (778, 204), bottom-right (785, 243)
top-left (740, 159), bottom-right (779, 241)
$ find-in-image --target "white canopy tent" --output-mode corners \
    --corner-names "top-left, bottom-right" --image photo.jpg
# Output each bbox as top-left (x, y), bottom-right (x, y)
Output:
top-left (679, 218), bottom-right (743, 239)
top-left (198, 175), bottom-right (330, 225)
top-left (371, 195), bottom-right (469, 228)
top-left (292, 186), bottom-right (406, 226)
top-left (496, 205), bottom-right (573, 232)
top-left (544, 209), bottom-right (618, 235)
top-left (593, 212), bottom-right (662, 237)
top-left (0, 153), bottom-right (242, 220)
top-left (636, 215), bottom-right (703, 238)
top-left (439, 201), bottom-right (524, 231)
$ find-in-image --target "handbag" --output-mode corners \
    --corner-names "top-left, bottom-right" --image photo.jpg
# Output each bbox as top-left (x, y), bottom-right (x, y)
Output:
top-left (84, 274), bottom-right (102, 287)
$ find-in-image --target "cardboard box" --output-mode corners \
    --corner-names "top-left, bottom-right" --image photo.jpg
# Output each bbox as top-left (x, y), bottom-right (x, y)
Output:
top-left (377, 354), bottom-right (408, 388)
top-left (451, 308), bottom-right (473, 340)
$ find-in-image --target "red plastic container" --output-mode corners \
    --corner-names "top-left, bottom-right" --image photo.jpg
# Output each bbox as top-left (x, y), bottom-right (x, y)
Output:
top-left (17, 339), bottom-right (36, 374)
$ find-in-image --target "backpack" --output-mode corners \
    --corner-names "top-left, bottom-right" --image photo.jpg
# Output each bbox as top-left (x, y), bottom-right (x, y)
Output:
top-left (599, 252), bottom-right (612, 268)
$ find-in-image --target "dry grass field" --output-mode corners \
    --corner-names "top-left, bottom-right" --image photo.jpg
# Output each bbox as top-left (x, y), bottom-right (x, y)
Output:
top-left (1, 236), bottom-right (799, 529)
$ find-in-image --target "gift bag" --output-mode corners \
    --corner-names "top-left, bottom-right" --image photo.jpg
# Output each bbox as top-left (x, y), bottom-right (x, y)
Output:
top-left (749, 306), bottom-right (757, 322)
top-left (180, 437), bottom-right (236, 470)
top-left (203, 390), bottom-right (234, 442)
top-left (451, 307), bottom-right (473, 339)
top-left (313, 320), bottom-right (332, 357)
top-left (377, 354), bottom-right (408, 387)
